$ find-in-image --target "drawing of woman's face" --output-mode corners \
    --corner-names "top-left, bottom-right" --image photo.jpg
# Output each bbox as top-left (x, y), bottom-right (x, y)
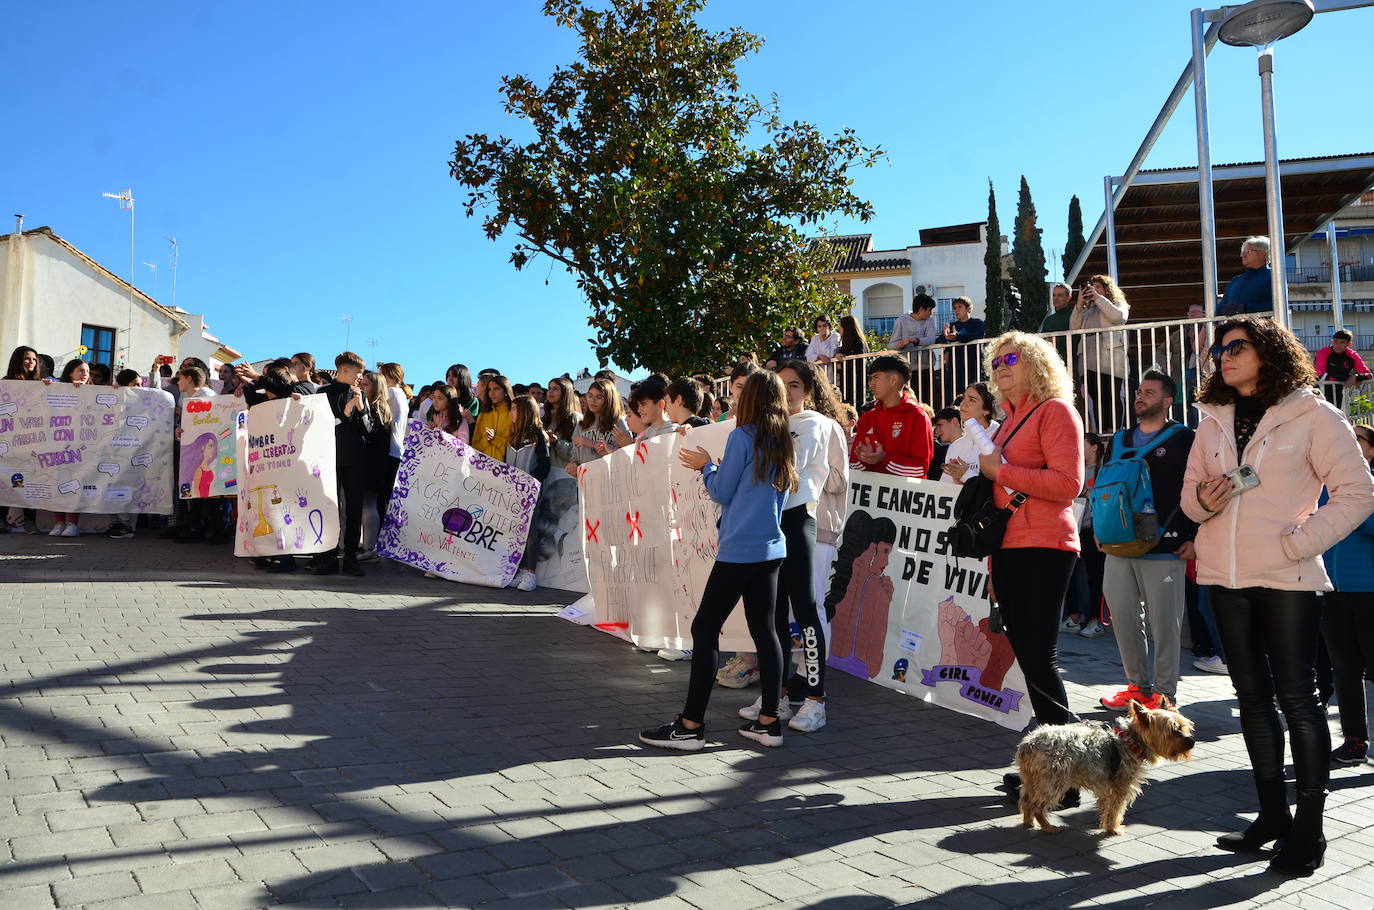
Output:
top-left (861, 541), bottom-right (892, 575)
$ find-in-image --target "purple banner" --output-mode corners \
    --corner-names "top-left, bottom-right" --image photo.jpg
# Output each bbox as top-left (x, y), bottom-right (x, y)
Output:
top-left (919, 664), bottom-right (1024, 714)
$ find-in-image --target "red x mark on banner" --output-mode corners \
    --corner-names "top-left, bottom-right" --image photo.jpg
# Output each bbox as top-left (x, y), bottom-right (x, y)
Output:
top-left (626, 510), bottom-right (642, 543)
top-left (584, 519), bottom-right (600, 543)
top-left (635, 442), bottom-right (648, 463)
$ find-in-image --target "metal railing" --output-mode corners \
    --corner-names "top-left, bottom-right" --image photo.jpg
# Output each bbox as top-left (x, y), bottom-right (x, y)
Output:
top-left (1298, 334), bottom-right (1374, 354)
top-left (716, 316), bottom-right (1372, 436)
top-left (1288, 265), bottom-right (1374, 284)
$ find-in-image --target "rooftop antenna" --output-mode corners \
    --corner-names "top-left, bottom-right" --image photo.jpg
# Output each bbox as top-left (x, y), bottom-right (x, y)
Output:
top-left (102, 189), bottom-right (135, 366)
top-left (143, 261), bottom-right (158, 300)
top-left (341, 313), bottom-right (353, 350)
top-left (165, 236), bottom-right (179, 310)
top-left (366, 338), bottom-right (378, 365)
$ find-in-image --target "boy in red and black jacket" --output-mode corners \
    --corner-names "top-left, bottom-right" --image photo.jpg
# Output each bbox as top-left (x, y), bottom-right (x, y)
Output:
top-left (850, 355), bottom-right (933, 479)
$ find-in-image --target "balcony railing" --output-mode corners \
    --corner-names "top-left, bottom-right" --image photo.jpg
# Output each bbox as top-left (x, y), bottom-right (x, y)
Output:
top-left (716, 316), bottom-right (1373, 436)
top-left (1287, 265), bottom-right (1374, 284)
top-left (1298, 334), bottom-right (1374, 354)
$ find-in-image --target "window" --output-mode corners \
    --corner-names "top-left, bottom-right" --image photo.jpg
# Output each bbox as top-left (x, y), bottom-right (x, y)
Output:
top-left (865, 316), bottom-right (898, 338)
top-left (935, 297), bottom-right (956, 328)
top-left (80, 324), bottom-right (116, 367)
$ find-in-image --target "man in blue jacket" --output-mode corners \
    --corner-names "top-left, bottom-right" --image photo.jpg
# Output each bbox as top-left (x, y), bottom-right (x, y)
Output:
top-left (1219, 236), bottom-right (1273, 315)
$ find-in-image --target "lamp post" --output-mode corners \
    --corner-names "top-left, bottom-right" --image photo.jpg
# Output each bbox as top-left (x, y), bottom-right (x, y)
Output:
top-left (1207, 0), bottom-right (1315, 329)
top-left (341, 314), bottom-right (353, 351)
top-left (102, 189), bottom-right (135, 364)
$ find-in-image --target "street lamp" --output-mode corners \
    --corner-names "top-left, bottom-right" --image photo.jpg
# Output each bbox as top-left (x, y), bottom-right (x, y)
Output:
top-left (1208, 0), bottom-right (1314, 328)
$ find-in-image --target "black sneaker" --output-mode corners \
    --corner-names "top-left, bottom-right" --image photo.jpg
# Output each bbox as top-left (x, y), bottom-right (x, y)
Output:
top-left (340, 559), bottom-right (365, 577)
top-left (639, 718), bottom-right (705, 752)
top-left (105, 523), bottom-right (135, 540)
top-left (310, 557), bottom-right (339, 576)
top-left (265, 556), bottom-right (297, 573)
top-left (738, 718), bottom-right (784, 748)
top-left (1332, 738), bottom-right (1369, 764)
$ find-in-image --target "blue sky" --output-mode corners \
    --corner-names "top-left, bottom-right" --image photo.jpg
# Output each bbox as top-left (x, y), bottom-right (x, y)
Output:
top-left (6, 0), bottom-right (1371, 384)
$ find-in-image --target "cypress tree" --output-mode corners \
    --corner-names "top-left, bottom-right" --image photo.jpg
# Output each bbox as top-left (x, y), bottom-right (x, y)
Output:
top-left (983, 180), bottom-right (1004, 336)
top-left (1012, 175), bottom-right (1048, 332)
top-left (1063, 195), bottom-right (1085, 279)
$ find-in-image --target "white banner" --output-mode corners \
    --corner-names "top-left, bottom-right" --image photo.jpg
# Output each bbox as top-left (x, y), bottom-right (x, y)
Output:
top-left (376, 421), bottom-right (541, 588)
top-left (179, 395), bottom-right (246, 499)
top-left (577, 420), bottom-right (755, 651)
top-left (530, 471), bottom-right (590, 593)
top-left (0, 379), bottom-right (175, 514)
top-left (825, 473), bottom-right (1031, 731)
top-left (233, 396), bottom-right (339, 558)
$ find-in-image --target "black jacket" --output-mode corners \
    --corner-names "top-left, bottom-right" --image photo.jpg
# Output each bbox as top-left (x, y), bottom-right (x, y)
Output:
top-left (319, 382), bottom-right (376, 468)
top-left (1102, 421), bottom-right (1198, 555)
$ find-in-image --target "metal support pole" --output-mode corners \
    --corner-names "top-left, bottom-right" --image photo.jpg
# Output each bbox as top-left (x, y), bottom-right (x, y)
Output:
top-left (1192, 8), bottom-right (1219, 318)
top-left (1104, 175), bottom-right (1119, 283)
top-left (1257, 48), bottom-right (1290, 328)
top-left (1328, 219), bottom-right (1344, 329)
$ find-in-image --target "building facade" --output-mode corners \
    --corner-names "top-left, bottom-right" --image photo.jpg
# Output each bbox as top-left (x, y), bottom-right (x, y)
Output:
top-left (820, 223), bottom-right (1005, 343)
top-left (1287, 192), bottom-right (1374, 356)
top-left (0, 226), bottom-right (240, 375)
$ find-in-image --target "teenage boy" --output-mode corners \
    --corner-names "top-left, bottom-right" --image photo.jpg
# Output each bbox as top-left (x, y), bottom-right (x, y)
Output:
top-left (850, 355), bottom-right (933, 478)
top-left (316, 352), bottom-right (375, 577)
top-left (666, 377), bottom-right (712, 429)
top-left (930, 406), bottom-right (962, 481)
top-left (626, 373), bottom-right (676, 441)
top-left (890, 294), bottom-right (941, 401)
top-left (1098, 370), bottom-right (1198, 712)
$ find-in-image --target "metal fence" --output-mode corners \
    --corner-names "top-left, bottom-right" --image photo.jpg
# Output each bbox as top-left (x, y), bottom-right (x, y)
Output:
top-left (716, 316), bottom-right (1374, 436)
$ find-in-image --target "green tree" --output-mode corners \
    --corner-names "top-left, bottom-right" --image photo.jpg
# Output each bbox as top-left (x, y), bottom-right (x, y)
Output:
top-left (1012, 175), bottom-right (1048, 332)
top-left (1063, 194), bottom-right (1085, 280)
top-left (448, 0), bottom-right (882, 375)
top-left (983, 180), bottom-right (1004, 336)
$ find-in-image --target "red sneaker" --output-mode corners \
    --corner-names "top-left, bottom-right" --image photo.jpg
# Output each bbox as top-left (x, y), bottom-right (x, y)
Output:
top-left (1138, 692), bottom-right (1168, 711)
top-left (1099, 685), bottom-right (1147, 712)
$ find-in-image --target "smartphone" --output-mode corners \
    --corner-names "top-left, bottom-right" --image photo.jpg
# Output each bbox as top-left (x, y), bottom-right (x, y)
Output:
top-left (156, 354), bottom-right (175, 366)
top-left (1223, 464), bottom-right (1260, 495)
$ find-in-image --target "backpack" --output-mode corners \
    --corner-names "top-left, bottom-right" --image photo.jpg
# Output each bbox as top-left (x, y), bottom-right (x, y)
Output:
top-left (1089, 424), bottom-right (1185, 557)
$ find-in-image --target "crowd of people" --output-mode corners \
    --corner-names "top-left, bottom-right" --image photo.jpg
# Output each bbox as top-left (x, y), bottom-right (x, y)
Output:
top-left (6, 269), bottom-right (1374, 876)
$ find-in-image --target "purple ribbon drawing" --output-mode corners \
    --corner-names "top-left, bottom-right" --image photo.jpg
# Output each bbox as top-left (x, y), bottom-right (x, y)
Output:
top-left (308, 509), bottom-right (324, 544)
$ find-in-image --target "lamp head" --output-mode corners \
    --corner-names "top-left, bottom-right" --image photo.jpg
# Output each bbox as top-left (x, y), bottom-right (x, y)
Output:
top-left (1217, 0), bottom-right (1315, 47)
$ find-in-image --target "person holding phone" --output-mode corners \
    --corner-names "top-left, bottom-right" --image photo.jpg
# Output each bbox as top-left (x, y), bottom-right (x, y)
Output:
top-left (1068, 274), bottom-right (1130, 433)
top-left (1182, 317), bottom-right (1374, 877)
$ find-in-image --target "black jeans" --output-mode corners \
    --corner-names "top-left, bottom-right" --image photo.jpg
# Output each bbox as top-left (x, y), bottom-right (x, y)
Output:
top-left (334, 463), bottom-right (367, 560)
top-left (1066, 543), bottom-right (1105, 623)
top-left (1211, 587), bottom-right (1330, 792)
top-left (1186, 577), bottom-right (1222, 658)
top-left (682, 559), bottom-right (783, 725)
top-left (991, 547), bottom-right (1078, 725)
top-left (1321, 591), bottom-right (1374, 743)
top-left (774, 506), bottom-right (825, 700)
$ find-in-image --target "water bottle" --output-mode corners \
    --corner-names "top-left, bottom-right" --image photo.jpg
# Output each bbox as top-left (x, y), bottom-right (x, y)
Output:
top-left (963, 419), bottom-right (996, 456)
top-left (1139, 497), bottom-right (1158, 540)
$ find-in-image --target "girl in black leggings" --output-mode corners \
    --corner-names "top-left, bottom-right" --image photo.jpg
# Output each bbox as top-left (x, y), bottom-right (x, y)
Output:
top-left (639, 372), bottom-right (798, 751)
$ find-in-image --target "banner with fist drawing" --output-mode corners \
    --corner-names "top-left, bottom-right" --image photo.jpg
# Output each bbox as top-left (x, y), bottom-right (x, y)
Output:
top-left (824, 473), bottom-right (1031, 731)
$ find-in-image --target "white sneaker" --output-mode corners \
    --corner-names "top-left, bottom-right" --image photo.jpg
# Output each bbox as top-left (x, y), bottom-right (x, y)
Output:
top-left (1079, 620), bottom-right (1105, 638)
top-left (656, 648), bottom-right (691, 661)
top-left (48, 523), bottom-right (67, 537)
top-left (1193, 655), bottom-right (1229, 674)
top-left (515, 569), bottom-right (537, 592)
top-left (62, 524), bottom-right (81, 537)
top-left (716, 654), bottom-right (760, 688)
top-left (738, 696), bottom-right (795, 722)
top-left (788, 699), bottom-right (827, 733)
top-left (1059, 617), bottom-right (1081, 634)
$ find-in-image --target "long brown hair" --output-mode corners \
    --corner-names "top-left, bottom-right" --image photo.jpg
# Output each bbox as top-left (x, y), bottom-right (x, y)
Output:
top-left (579, 377), bottom-right (625, 433)
top-left (775, 359), bottom-right (842, 423)
top-left (429, 384), bottom-right (463, 434)
top-left (363, 371), bottom-right (392, 426)
top-left (509, 395), bottom-right (545, 448)
top-left (1197, 316), bottom-right (1317, 408)
top-left (378, 362), bottom-right (412, 399)
top-left (6, 346), bottom-right (40, 381)
top-left (482, 375), bottom-right (514, 410)
top-left (545, 376), bottom-right (578, 440)
top-left (734, 371), bottom-right (798, 493)
top-left (839, 314), bottom-right (866, 353)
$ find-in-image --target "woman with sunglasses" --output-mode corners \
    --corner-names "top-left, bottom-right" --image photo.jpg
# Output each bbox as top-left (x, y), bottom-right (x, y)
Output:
top-left (976, 333), bottom-right (1085, 801)
top-left (1182, 317), bottom-right (1374, 876)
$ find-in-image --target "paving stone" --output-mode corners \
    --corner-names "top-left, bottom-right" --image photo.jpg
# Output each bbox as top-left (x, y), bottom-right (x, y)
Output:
top-left (52, 871), bottom-right (141, 906)
top-left (135, 858), bottom-right (239, 893)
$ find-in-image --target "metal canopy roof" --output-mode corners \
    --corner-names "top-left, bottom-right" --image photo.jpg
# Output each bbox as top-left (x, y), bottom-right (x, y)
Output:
top-left (1071, 153), bottom-right (1374, 321)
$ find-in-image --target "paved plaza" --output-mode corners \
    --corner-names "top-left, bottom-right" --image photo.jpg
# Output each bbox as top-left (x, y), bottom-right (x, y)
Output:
top-left (1, 535), bottom-right (1372, 909)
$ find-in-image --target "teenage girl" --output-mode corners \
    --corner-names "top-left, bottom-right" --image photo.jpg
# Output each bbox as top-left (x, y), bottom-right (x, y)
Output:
top-left (507, 395), bottom-right (551, 592)
top-left (640, 371), bottom-right (798, 751)
top-left (48, 360), bottom-right (92, 537)
top-left (543, 377), bottom-right (581, 471)
top-left (474, 375), bottom-right (513, 461)
top-left (5, 347), bottom-right (42, 533)
top-left (567, 377), bottom-right (629, 474)
top-left (357, 371), bottom-right (395, 557)
top-left (426, 385), bottom-right (469, 443)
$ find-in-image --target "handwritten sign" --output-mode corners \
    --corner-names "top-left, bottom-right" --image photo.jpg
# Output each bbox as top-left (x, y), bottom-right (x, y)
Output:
top-left (179, 395), bottom-right (246, 498)
top-left (233, 396), bottom-right (339, 557)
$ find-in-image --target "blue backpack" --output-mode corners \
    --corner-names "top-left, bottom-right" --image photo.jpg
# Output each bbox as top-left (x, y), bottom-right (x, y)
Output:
top-left (1089, 424), bottom-right (1185, 557)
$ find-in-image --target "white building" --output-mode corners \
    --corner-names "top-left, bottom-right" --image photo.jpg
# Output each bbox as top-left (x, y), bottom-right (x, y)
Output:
top-left (0, 225), bottom-right (240, 375)
top-left (820, 223), bottom-right (1005, 342)
top-left (1287, 191), bottom-right (1374, 355)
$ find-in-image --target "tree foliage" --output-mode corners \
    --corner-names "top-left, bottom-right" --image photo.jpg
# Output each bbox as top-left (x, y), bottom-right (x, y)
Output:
top-left (983, 180), bottom-right (1005, 336)
top-left (1012, 176), bottom-right (1048, 332)
top-left (448, 0), bottom-right (882, 375)
top-left (1063, 194), bottom-right (1085, 280)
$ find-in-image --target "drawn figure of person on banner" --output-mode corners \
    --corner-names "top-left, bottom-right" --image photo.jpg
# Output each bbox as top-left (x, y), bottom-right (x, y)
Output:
top-left (826, 512), bottom-right (897, 679)
top-left (935, 597), bottom-right (1017, 692)
top-left (183, 433), bottom-right (218, 499)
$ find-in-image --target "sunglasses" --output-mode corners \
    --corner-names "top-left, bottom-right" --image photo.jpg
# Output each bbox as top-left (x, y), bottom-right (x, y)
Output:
top-left (990, 352), bottom-right (1020, 370)
top-left (1209, 339), bottom-right (1252, 361)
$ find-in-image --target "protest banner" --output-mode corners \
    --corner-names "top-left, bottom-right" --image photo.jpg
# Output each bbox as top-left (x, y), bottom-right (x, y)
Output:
top-left (376, 421), bottom-right (540, 587)
top-left (825, 472), bottom-right (1031, 732)
top-left (233, 396), bottom-right (339, 558)
top-left (529, 471), bottom-right (589, 593)
top-left (576, 420), bottom-right (755, 651)
top-left (178, 395), bottom-right (246, 499)
top-left (0, 379), bottom-right (175, 514)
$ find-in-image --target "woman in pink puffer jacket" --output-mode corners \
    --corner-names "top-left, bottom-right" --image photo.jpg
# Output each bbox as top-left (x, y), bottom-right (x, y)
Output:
top-left (1182, 317), bottom-right (1374, 877)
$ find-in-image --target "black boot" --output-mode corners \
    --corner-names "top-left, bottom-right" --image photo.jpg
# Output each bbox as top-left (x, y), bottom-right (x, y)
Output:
top-left (1269, 789), bottom-right (1325, 876)
top-left (1218, 779), bottom-right (1291, 852)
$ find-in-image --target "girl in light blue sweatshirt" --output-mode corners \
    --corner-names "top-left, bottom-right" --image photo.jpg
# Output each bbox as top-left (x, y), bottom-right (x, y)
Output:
top-left (639, 371), bottom-right (798, 751)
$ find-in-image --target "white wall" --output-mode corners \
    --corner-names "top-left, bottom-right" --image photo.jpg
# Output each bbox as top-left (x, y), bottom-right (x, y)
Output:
top-left (0, 232), bottom-right (186, 372)
top-left (850, 275), bottom-right (912, 325)
top-left (908, 228), bottom-right (991, 319)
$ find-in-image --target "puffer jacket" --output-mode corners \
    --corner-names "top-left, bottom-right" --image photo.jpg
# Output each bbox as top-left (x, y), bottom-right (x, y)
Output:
top-left (1069, 295), bottom-right (1130, 378)
top-left (814, 417), bottom-right (851, 547)
top-left (1181, 388), bottom-right (1374, 592)
top-left (1320, 479), bottom-right (1374, 593)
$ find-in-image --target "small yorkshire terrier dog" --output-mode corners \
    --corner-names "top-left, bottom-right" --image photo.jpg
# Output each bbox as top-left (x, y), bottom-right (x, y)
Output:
top-left (1015, 699), bottom-right (1196, 835)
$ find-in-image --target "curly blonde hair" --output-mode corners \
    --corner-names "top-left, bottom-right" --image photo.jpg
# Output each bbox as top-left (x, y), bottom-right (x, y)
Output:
top-left (983, 331), bottom-right (1074, 405)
